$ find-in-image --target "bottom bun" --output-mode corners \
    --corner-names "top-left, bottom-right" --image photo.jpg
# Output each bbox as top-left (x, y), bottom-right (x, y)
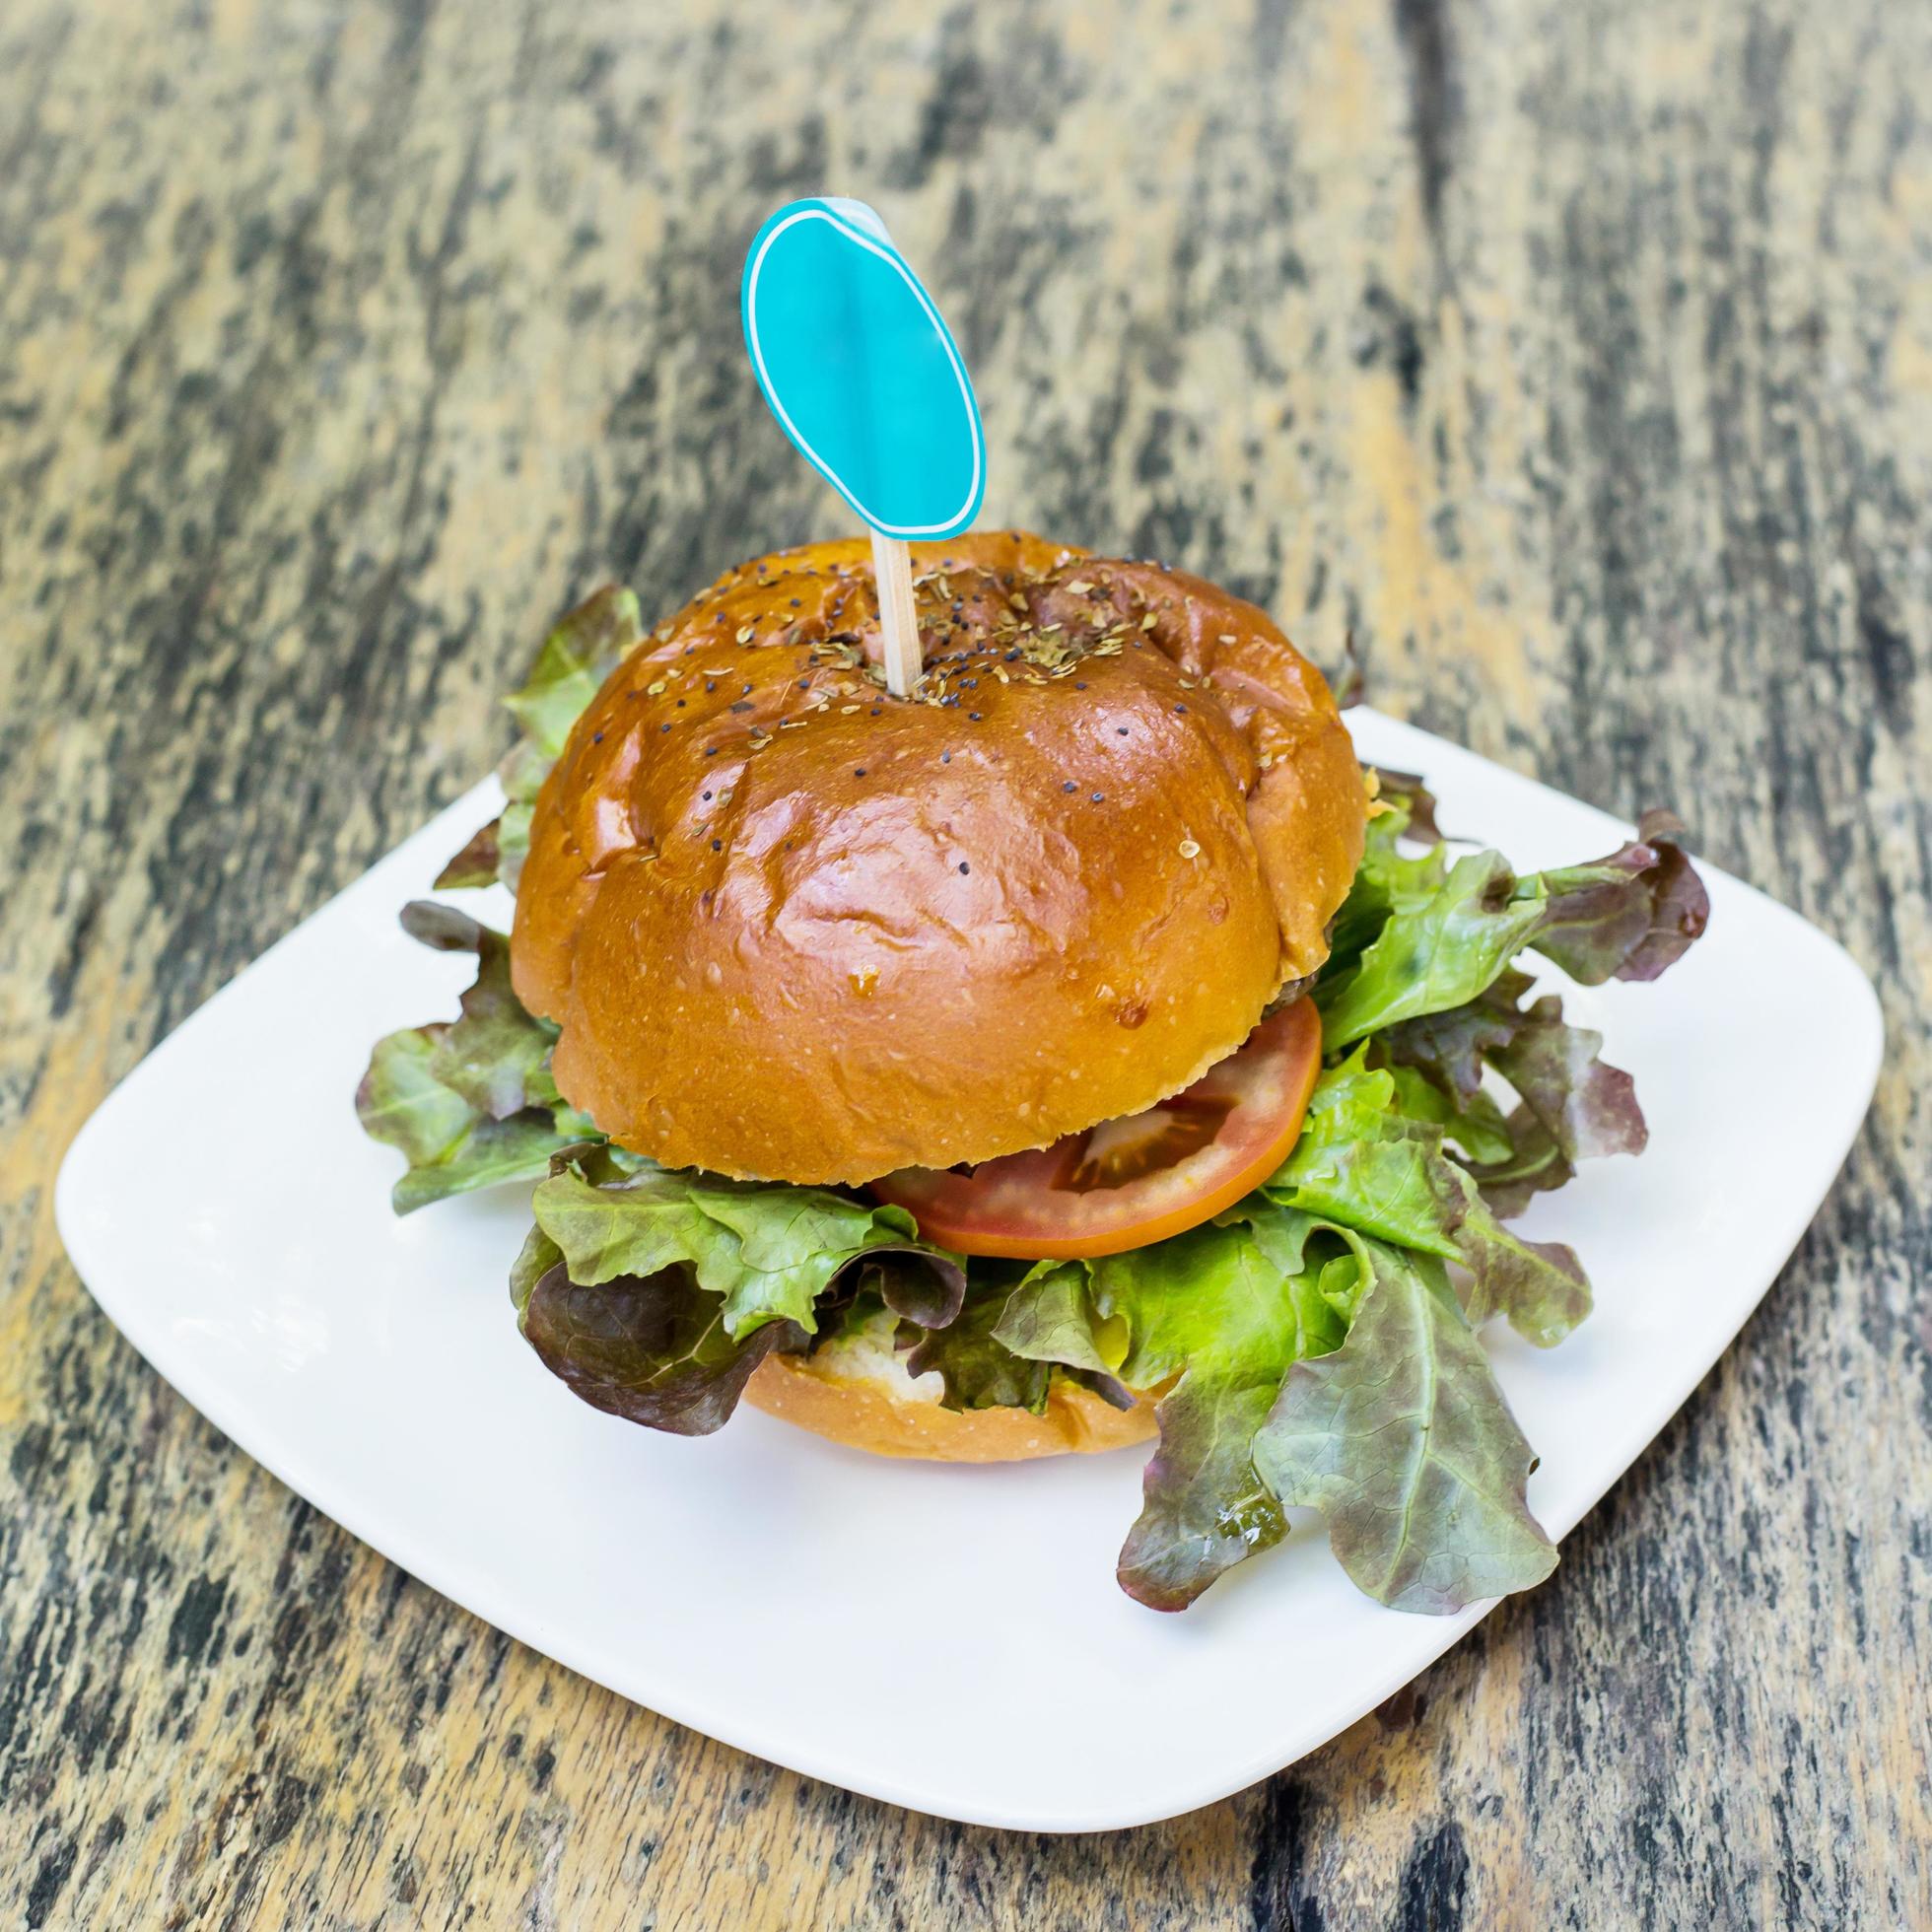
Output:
top-left (745, 1344), bottom-right (1159, 1463)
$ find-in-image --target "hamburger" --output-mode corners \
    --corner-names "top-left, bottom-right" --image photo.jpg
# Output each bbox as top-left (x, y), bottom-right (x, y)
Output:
top-left (359, 533), bottom-right (1708, 1613)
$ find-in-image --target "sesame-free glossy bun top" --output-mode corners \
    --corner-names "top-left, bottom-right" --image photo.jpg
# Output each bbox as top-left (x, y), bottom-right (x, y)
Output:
top-left (510, 532), bottom-right (1365, 1184)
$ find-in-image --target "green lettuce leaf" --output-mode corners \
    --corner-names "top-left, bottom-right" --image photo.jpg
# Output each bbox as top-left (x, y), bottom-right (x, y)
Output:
top-left (439, 585), bottom-right (646, 893)
top-left (1252, 1240), bottom-right (1557, 1612)
top-left (355, 903), bottom-right (598, 1212)
top-left (1317, 851), bottom-right (1551, 1048)
top-left (994, 1210), bottom-right (1350, 1610)
top-left (531, 1147), bottom-right (964, 1342)
top-left (987, 1260), bottom-right (1123, 1381)
top-left (503, 585), bottom-right (646, 762)
top-left (1325, 787), bottom-right (1451, 971)
top-left (1265, 1056), bottom-right (1591, 1349)
top-left (484, 743), bottom-right (540, 895)
top-left (1383, 1064), bottom-right (1516, 1164)
top-left (357, 1024), bottom-right (475, 1174)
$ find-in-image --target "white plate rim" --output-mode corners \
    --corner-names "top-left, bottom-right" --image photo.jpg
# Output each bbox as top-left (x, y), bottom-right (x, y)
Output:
top-left (53, 708), bottom-right (1885, 1830)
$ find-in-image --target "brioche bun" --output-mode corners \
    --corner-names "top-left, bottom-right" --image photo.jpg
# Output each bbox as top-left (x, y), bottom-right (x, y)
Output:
top-left (744, 1334), bottom-right (1160, 1463)
top-left (511, 532), bottom-right (1364, 1184)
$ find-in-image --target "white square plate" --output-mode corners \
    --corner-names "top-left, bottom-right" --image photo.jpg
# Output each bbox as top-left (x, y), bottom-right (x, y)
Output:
top-left (55, 709), bottom-right (1881, 1831)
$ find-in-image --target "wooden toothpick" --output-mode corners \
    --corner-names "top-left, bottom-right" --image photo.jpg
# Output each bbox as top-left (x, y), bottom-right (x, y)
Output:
top-left (744, 202), bottom-right (985, 689)
top-left (870, 527), bottom-right (922, 698)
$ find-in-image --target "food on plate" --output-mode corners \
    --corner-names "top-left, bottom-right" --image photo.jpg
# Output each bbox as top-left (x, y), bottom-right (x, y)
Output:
top-left (358, 532), bottom-right (1709, 1614)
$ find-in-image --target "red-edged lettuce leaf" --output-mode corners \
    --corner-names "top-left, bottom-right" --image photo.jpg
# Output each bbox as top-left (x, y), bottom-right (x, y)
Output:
top-left (1533, 810), bottom-right (1709, 984)
top-left (1488, 1000), bottom-right (1643, 1162)
top-left (1376, 967), bottom-right (1534, 1104)
top-left (393, 902), bottom-right (558, 1117)
top-left (530, 1146), bottom-right (963, 1342)
top-left (355, 903), bottom-right (598, 1212)
top-left (513, 1236), bottom-right (805, 1437)
top-left (434, 819), bottom-right (502, 891)
top-left (906, 1267), bottom-right (1056, 1413)
top-left (1376, 969), bottom-right (1646, 1216)
top-left (510, 1148), bottom-right (966, 1436)
top-left (1365, 767), bottom-right (1444, 845)
top-left (1462, 1107), bottom-right (1572, 1219)
top-left (1252, 1239), bottom-right (1557, 1613)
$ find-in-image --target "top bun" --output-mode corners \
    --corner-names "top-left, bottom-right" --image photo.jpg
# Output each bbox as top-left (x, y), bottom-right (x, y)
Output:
top-left (510, 532), bottom-right (1365, 1184)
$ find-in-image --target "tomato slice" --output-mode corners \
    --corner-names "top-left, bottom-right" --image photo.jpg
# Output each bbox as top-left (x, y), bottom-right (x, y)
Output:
top-left (869, 999), bottom-right (1323, 1260)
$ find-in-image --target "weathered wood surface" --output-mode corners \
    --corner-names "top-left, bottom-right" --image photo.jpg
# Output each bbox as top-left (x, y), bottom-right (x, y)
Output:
top-left (3, 0), bottom-right (1928, 1923)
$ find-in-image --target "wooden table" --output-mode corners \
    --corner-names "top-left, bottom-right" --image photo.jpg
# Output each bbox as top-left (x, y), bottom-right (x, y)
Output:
top-left (4, 0), bottom-right (1927, 1923)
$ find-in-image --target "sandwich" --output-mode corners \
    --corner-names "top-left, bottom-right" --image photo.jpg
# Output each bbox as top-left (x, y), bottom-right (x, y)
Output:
top-left (358, 532), bottom-right (1708, 1613)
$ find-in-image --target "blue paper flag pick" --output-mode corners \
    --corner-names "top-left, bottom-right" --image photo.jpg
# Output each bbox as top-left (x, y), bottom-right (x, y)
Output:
top-left (741, 198), bottom-right (986, 540)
